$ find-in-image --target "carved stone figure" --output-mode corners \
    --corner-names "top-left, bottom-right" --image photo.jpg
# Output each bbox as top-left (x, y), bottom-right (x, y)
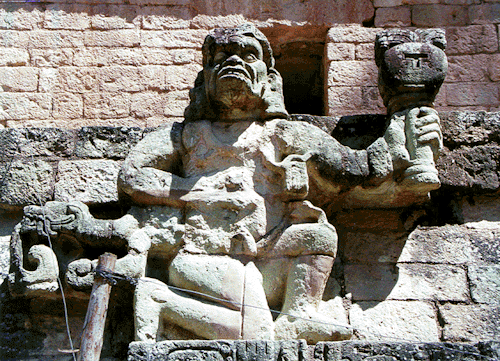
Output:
top-left (375, 29), bottom-right (447, 189)
top-left (9, 25), bottom-right (444, 344)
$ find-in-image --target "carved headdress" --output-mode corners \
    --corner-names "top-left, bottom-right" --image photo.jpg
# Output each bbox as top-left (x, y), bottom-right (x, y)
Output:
top-left (184, 24), bottom-right (288, 122)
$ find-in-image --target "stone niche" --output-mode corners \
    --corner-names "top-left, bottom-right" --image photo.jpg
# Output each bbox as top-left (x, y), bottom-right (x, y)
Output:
top-left (0, 24), bottom-right (499, 361)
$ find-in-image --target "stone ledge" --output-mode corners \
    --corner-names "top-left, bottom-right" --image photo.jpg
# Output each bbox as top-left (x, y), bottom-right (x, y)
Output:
top-left (128, 340), bottom-right (500, 361)
top-left (0, 110), bottom-right (498, 209)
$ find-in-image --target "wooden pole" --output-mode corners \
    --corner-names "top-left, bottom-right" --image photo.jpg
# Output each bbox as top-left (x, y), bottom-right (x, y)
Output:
top-left (78, 252), bottom-right (117, 361)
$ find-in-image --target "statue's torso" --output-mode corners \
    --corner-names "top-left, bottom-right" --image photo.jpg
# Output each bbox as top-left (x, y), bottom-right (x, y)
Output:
top-left (179, 120), bottom-right (308, 255)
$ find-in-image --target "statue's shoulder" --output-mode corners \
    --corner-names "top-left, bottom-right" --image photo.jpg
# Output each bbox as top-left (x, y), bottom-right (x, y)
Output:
top-left (264, 118), bottom-right (330, 140)
top-left (129, 121), bottom-right (185, 157)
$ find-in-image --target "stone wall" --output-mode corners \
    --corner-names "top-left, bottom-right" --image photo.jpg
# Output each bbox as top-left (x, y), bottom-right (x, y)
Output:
top-left (0, 111), bottom-right (499, 359)
top-left (0, 1), bottom-right (499, 359)
top-left (0, 1), bottom-right (499, 127)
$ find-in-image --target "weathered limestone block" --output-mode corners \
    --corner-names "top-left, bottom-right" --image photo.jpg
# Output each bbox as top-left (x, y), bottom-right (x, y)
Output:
top-left (445, 25), bottom-right (498, 55)
top-left (446, 54), bottom-right (493, 83)
top-left (0, 128), bottom-right (75, 161)
top-left (445, 82), bottom-right (500, 107)
top-left (412, 5), bottom-right (469, 27)
top-left (469, 265), bottom-right (500, 304)
top-left (327, 61), bottom-right (378, 86)
top-left (345, 264), bottom-right (468, 302)
top-left (0, 160), bottom-right (53, 208)
top-left (437, 145), bottom-right (500, 190)
top-left (44, 4), bottom-right (91, 30)
top-left (163, 90), bottom-right (190, 117)
top-left (54, 160), bottom-right (121, 204)
top-left (83, 92), bottom-right (131, 119)
top-left (0, 67), bottom-right (38, 92)
top-left (470, 3), bottom-right (500, 25)
top-left (468, 224), bottom-right (500, 264)
top-left (463, 198), bottom-right (500, 223)
top-left (439, 304), bottom-right (500, 342)
top-left (315, 341), bottom-right (500, 361)
top-left (349, 301), bottom-right (439, 342)
top-left (75, 126), bottom-right (144, 159)
top-left (91, 4), bottom-right (141, 30)
top-left (0, 31), bottom-right (30, 48)
top-left (137, 7), bottom-right (191, 30)
top-left (398, 225), bottom-right (472, 264)
top-left (441, 111), bottom-right (500, 146)
top-left (29, 30), bottom-right (85, 48)
top-left (85, 29), bottom-right (140, 47)
top-left (128, 340), bottom-right (307, 361)
top-left (30, 48), bottom-right (74, 67)
top-left (374, 6), bottom-right (411, 27)
top-left (140, 29), bottom-right (207, 48)
top-left (325, 43), bottom-right (355, 61)
top-left (51, 67), bottom-right (99, 93)
top-left (0, 47), bottom-right (29, 66)
top-left (327, 26), bottom-right (380, 44)
top-left (0, 4), bottom-right (43, 30)
top-left (0, 93), bottom-right (52, 121)
top-left (131, 92), bottom-right (164, 118)
top-left (437, 111), bottom-right (500, 192)
top-left (53, 93), bottom-right (84, 119)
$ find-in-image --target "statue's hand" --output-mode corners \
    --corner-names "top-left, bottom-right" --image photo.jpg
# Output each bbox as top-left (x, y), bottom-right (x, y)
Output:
top-left (405, 107), bottom-right (443, 160)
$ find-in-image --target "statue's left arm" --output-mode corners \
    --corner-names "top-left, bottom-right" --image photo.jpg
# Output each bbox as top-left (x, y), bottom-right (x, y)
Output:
top-left (272, 114), bottom-right (441, 203)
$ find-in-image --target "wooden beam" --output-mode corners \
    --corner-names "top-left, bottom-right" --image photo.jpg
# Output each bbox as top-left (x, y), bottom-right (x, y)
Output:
top-left (78, 253), bottom-right (117, 361)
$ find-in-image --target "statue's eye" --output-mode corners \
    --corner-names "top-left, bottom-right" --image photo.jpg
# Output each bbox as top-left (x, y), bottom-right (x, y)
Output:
top-left (388, 41), bottom-right (402, 49)
top-left (243, 52), bottom-right (258, 62)
top-left (214, 52), bottom-right (227, 64)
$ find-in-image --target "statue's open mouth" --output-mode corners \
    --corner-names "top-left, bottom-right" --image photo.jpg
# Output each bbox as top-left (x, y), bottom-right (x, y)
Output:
top-left (218, 66), bottom-right (251, 81)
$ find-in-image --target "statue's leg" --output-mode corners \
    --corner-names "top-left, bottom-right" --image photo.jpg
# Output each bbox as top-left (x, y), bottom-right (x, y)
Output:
top-left (134, 277), bottom-right (242, 341)
top-left (267, 221), bottom-right (352, 343)
top-left (169, 254), bottom-right (274, 339)
top-left (168, 253), bottom-right (246, 310)
top-left (281, 254), bottom-right (333, 314)
top-left (274, 254), bottom-right (352, 343)
top-left (241, 262), bottom-right (274, 339)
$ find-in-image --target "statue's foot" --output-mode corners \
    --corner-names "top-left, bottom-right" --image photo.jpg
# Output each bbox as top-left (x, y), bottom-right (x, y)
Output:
top-left (274, 309), bottom-right (352, 344)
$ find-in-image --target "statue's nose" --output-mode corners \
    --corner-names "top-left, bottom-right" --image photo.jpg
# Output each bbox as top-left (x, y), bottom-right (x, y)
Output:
top-left (225, 54), bottom-right (244, 64)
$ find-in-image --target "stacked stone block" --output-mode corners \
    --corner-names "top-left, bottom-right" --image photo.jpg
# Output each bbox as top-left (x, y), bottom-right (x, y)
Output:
top-left (0, 1), bottom-right (499, 126)
top-left (0, 111), bottom-right (499, 358)
top-left (0, 3), bottom-right (208, 128)
top-left (0, 0), bottom-right (499, 359)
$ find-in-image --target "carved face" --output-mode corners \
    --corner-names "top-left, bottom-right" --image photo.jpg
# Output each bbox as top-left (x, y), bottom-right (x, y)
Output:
top-left (204, 35), bottom-right (269, 118)
top-left (375, 29), bottom-right (448, 114)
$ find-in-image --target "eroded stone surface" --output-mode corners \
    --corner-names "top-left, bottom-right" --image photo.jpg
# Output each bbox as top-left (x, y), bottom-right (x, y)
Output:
top-left (439, 304), bottom-right (500, 342)
top-left (398, 225), bottom-right (472, 264)
top-left (349, 301), bottom-right (439, 342)
top-left (75, 126), bottom-right (145, 159)
top-left (128, 340), bottom-right (500, 361)
top-left (0, 128), bottom-right (75, 161)
top-left (345, 264), bottom-right (468, 302)
top-left (315, 341), bottom-right (500, 361)
top-left (128, 340), bottom-right (307, 361)
top-left (0, 160), bottom-right (53, 208)
top-left (54, 159), bottom-right (121, 204)
top-left (469, 265), bottom-right (500, 304)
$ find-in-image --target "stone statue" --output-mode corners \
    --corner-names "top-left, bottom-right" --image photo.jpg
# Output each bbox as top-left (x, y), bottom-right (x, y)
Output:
top-left (375, 28), bottom-right (447, 190)
top-left (9, 25), bottom-right (444, 344)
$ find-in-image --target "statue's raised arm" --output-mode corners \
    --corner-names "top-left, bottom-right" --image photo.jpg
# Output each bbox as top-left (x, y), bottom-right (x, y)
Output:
top-left (117, 122), bottom-right (195, 207)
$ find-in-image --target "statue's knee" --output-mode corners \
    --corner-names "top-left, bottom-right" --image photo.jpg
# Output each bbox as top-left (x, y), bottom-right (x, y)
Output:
top-left (277, 223), bottom-right (337, 257)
